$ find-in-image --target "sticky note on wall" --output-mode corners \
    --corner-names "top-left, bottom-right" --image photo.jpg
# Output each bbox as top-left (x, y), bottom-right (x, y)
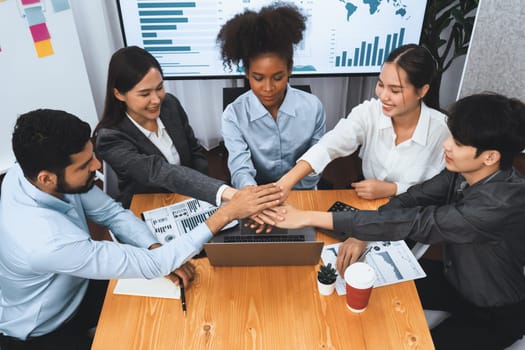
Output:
top-left (24, 6), bottom-right (45, 26)
top-left (34, 39), bottom-right (54, 58)
top-left (23, 5), bottom-right (54, 58)
top-left (29, 22), bottom-right (50, 42)
top-left (50, 0), bottom-right (70, 12)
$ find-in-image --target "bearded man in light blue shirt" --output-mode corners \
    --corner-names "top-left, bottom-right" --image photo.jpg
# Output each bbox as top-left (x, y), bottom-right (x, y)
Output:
top-left (0, 109), bottom-right (282, 349)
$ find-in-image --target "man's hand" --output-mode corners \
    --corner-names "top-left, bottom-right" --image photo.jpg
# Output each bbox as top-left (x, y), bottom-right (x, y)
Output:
top-left (244, 216), bottom-right (273, 234)
top-left (226, 183), bottom-right (283, 219)
top-left (246, 205), bottom-right (292, 233)
top-left (351, 179), bottom-right (396, 199)
top-left (148, 244), bottom-right (196, 287)
top-left (248, 200), bottom-right (321, 233)
top-left (336, 238), bottom-right (367, 275)
top-left (206, 183), bottom-right (283, 234)
top-left (269, 204), bottom-right (308, 229)
top-left (265, 203), bottom-right (334, 231)
top-left (167, 261), bottom-right (196, 287)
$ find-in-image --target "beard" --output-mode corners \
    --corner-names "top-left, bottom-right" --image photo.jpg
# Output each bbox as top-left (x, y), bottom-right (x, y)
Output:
top-left (56, 171), bottom-right (97, 194)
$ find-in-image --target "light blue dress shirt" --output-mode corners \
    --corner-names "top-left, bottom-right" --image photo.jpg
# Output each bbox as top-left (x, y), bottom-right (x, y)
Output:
top-left (0, 164), bottom-right (212, 340)
top-left (222, 85), bottom-right (326, 189)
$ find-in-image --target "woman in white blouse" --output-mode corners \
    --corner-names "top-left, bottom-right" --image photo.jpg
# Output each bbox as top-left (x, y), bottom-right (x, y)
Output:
top-left (278, 44), bottom-right (450, 200)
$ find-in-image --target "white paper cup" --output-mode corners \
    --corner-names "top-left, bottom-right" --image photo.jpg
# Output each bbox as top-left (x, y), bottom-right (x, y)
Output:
top-left (344, 262), bottom-right (376, 313)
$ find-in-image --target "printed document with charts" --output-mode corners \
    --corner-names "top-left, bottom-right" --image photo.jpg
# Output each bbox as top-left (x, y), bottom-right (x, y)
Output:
top-left (114, 198), bottom-right (237, 299)
top-left (321, 240), bottom-right (426, 296)
top-left (141, 198), bottom-right (238, 244)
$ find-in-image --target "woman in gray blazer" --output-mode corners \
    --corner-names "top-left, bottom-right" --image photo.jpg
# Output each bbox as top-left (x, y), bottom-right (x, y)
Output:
top-left (94, 46), bottom-right (228, 208)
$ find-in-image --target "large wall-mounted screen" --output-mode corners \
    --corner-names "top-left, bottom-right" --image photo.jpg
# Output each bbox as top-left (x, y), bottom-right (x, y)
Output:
top-left (117, 0), bottom-right (428, 78)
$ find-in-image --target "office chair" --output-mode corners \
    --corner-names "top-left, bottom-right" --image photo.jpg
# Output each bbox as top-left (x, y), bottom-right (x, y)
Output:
top-left (424, 269), bottom-right (525, 350)
top-left (102, 161), bottom-right (120, 199)
top-left (423, 313), bottom-right (525, 350)
top-left (506, 337), bottom-right (525, 350)
top-left (411, 242), bottom-right (452, 330)
top-left (411, 242), bottom-right (430, 260)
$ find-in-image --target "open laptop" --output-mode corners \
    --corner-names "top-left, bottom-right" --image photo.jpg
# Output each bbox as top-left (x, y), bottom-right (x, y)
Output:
top-left (204, 220), bottom-right (323, 266)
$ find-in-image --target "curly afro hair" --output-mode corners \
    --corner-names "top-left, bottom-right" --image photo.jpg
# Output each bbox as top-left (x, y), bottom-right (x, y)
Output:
top-left (217, 2), bottom-right (306, 73)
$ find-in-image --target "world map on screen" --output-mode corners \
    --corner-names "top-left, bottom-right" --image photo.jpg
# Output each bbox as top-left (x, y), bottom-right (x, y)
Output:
top-left (340, 0), bottom-right (410, 21)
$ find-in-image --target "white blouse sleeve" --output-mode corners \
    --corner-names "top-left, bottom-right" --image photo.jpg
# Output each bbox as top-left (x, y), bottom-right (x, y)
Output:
top-left (298, 100), bottom-right (372, 174)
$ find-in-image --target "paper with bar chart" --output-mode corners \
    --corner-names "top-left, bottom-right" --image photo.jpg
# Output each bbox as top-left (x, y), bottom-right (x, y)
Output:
top-left (141, 198), bottom-right (238, 244)
top-left (321, 240), bottom-right (426, 295)
top-left (117, 0), bottom-right (427, 77)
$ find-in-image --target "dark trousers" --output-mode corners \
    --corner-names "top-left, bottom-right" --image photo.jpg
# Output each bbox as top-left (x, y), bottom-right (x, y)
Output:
top-left (416, 259), bottom-right (525, 350)
top-left (0, 279), bottom-right (108, 350)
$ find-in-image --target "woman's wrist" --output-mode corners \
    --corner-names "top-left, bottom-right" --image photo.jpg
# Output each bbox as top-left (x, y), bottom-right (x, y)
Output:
top-left (221, 186), bottom-right (237, 202)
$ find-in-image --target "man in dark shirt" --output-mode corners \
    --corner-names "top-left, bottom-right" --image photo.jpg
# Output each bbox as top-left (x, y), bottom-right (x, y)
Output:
top-left (270, 93), bottom-right (525, 349)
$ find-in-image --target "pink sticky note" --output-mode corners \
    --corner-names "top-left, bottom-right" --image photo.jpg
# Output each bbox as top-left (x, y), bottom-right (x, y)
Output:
top-left (21, 0), bottom-right (40, 4)
top-left (30, 23), bottom-right (50, 42)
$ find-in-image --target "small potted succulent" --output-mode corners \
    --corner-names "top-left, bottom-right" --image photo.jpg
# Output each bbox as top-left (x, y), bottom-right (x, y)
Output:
top-left (317, 263), bottom-right (338, 296)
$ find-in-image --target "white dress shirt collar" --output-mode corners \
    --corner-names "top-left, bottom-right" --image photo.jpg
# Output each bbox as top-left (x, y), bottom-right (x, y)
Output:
top-left (126, 113), bottom-right (165, 137)
top-left (247, 84), bottom-right (294, 122)
top-left (126, 113), bottom-right (180, 165)
top-left (378, 102), bottom-right (432, 146)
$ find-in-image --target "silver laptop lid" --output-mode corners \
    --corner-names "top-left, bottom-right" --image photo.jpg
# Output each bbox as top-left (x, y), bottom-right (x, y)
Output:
top-left (204, 221), bottom-right (323, 266)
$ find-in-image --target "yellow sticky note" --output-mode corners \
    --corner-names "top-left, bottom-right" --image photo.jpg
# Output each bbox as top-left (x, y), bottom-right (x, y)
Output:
top-left (34, 39), bottom-right (54, 58)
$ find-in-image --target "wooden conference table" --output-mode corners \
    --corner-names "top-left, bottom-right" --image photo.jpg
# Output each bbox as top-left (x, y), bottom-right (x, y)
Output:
top-left (92, 190), bottom-right (434, 350)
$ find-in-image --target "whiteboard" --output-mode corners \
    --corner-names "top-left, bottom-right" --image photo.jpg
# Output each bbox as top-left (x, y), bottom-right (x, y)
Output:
top-left (0, 0), bottom-right (98, 173)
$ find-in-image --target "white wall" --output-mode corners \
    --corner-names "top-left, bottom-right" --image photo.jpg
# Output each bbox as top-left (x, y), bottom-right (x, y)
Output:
top-left (0, 0), bottom-right (98, 173)
top-left (70, 0), bottom-right (123, 117)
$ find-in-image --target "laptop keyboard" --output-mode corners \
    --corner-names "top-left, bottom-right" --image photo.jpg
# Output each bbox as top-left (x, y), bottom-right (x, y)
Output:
top-left (224, 234), bottom-right (306, 243)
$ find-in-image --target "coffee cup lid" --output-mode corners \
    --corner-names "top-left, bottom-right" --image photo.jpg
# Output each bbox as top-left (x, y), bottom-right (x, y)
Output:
top-left (344, 262), bottom-right (376, 288)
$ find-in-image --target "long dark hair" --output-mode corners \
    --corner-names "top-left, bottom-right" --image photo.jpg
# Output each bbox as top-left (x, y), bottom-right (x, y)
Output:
top-left (94, 46), bottom-right (163, 133)
top-left (216, 2), bottom-right (306, 73)
top-left (384, 44), bottom-right (438, 109)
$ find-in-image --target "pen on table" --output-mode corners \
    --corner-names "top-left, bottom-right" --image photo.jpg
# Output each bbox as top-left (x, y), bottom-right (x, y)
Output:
top-left (177, 276), bottom-right (187, 317)
top-left (358, 246), bottom-right (372, 262)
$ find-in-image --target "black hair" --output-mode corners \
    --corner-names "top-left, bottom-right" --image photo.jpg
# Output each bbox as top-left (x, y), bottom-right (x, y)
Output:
top-left (384, 44), bottom-right (438, 109)
top-left (216, 2), bottom-right (306, 73)
top-left (12, 109), bottom-right (91, 179)
top-left (94, 46), bottom-right (163, 133)
top-left (447, 92), bottom-right (525, 169)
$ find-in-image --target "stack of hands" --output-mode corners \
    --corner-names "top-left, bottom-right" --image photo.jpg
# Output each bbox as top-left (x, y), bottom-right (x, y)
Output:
top-left (236, 183), bottom-right (368, 277)
top-left (164, 182), bottom-right (368, 288)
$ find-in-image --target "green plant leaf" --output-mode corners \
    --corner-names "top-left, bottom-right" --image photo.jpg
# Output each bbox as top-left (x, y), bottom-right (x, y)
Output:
top-left (318, 263), bottom-right (337, 284)
top-left (421, 0), bottom-right (479, 106)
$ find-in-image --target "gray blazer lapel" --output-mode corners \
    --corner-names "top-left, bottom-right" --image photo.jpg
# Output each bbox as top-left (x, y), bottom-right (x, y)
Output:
top-left (117, 116), bottom-right (167, 161)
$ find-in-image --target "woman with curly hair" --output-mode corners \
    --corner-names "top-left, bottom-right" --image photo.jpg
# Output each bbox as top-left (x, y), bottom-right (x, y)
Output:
top-left (217, 3), bottom-right (326, 190)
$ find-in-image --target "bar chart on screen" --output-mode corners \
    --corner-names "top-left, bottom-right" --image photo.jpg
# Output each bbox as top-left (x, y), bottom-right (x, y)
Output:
top-left (117, 0), bottom-right (428, 77)
top-left (335, 27), bottom-right (406, 68)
